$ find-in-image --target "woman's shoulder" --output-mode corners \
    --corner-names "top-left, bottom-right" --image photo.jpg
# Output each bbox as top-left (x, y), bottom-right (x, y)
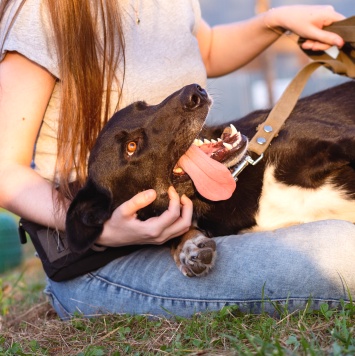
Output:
top-left (0, 0), bottom-right (59, 77)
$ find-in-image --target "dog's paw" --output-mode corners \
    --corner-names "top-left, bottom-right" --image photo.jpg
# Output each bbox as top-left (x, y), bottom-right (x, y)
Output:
top-left (178, 234), bottom-right (216, 277)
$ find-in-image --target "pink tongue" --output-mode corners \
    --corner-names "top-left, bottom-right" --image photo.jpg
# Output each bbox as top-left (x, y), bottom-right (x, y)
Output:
top-left (177, 145), bottom-right (236, 201)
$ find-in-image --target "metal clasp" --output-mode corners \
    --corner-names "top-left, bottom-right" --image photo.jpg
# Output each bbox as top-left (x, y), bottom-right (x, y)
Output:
top-left (231, 153), bottom-right (264, 181)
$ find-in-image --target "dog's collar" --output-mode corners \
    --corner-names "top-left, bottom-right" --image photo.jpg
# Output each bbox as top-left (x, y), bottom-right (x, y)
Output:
top-left (231, 153), bottom-right (263, 181)
top-left (231, 16), bottom-right (355, 182)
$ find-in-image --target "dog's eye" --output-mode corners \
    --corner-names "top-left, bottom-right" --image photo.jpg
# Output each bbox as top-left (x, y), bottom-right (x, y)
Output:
top-left (126, 141), bottom-right (137, 156)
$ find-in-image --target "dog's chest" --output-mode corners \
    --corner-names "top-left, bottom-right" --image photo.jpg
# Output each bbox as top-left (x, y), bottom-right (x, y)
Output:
top-left (251, 165), bottom-right (355, 231)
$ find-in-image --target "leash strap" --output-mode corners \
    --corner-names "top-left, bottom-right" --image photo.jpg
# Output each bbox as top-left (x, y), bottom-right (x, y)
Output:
top-left (246, 16), bottom-right (355, 158)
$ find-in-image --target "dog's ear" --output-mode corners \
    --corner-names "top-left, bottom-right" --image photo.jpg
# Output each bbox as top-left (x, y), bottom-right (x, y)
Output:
top-left (66, 179), bottom-right (112, 253)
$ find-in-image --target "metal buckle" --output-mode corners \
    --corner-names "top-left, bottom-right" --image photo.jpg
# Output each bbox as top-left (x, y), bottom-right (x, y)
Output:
top-left (231, 153), bottom-right (264, 181)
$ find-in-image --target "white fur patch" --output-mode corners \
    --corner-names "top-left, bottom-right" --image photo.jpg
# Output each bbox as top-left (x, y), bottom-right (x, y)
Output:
top-left (252, 165), bottom-right (355, 232)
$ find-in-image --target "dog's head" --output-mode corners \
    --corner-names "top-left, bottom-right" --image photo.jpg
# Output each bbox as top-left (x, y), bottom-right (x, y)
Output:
top-left (66, 84), bottom-right (248, 252)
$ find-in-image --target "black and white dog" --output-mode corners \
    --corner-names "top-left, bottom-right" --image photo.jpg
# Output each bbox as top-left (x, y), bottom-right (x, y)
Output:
top-left (66, 81), bottom-right (355, 276)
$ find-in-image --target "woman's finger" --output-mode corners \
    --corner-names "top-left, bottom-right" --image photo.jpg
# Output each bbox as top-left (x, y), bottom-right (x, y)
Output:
top-left (155, 193), bottom-right (193, 241)
top-left (180, 194), bottom-right (193, 222)
top-left (119, 189), bottom-right (157, 218)
top-left (301, 39), bottom-right (333, 51)
top-left (141, 189), bottom-right (193, 242)
top-left (163, 194), bottom-right (194, 239)
top-left (303, 28), bottom-right (344, 48)
top-left (148, 186), bottom-right (182, 227)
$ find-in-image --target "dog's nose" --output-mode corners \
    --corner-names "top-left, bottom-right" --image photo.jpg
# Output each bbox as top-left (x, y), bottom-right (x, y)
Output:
top-left (182, 84), bottom-right (208, 110)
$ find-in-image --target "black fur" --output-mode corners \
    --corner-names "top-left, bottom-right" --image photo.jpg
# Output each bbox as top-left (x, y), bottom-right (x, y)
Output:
top-left (66, 82), bottom-right (355, 252)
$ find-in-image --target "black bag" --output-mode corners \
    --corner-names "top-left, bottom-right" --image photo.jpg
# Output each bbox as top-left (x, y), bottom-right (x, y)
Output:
top-left (18, 218), bottom-right (141, 282)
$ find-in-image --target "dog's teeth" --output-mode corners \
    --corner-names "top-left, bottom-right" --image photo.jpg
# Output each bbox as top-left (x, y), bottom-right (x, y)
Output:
top-left (232, 136), bottom-right (242, 147)
top-left (211, 139), bottom-right (217, 144)
top-left (230, 124), bottom-right (238, 136)
top-left (217, 138), bottom-right (222, 142)
top-left (173, 167), bottom-right (184, 174)
top-left (223, 142), bottom-right (233, 150)
top-left (194, 139), bottom-right (204, 147)
top-left (204, 139), bottom-right (211, 144)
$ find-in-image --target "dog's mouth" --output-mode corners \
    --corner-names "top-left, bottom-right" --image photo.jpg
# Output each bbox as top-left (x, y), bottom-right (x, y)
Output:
top-left (173, 124), bottom-right (248, 201)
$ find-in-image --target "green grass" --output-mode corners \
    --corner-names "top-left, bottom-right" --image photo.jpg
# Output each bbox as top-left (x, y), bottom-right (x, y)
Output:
top-left (1, 250), bottom-right (355, 355)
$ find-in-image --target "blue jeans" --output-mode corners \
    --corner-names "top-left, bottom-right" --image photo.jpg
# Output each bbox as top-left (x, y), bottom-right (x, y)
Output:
top-left (45, 220), bottom-right (355, 319)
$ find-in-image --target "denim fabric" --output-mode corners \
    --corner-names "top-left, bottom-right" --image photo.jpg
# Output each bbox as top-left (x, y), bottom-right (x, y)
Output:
top-left (44, 220), bottom-right (355, 319)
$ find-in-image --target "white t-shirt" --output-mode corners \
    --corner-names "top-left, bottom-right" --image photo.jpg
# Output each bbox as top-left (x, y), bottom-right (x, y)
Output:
top-left (0, 0), bottom-right (207, 182)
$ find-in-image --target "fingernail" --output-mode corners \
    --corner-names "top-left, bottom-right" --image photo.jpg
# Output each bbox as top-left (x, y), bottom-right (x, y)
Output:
top-left (144, 189), bottom-right (155, 200)
top-left (335, 38), bottom-right (343, 47)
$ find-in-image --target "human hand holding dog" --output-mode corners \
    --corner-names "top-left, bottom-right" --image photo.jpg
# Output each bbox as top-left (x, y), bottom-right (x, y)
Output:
top-left (265, 5), bottom-right (345, 51)
top-left (95, 186), bottom-right (193, 247)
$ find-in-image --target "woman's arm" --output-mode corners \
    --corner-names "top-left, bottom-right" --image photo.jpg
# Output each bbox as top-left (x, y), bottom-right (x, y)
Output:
top-left (198, 5), bottom-right (345, 77)
top-left (0, 52), bottom-right (64, 227)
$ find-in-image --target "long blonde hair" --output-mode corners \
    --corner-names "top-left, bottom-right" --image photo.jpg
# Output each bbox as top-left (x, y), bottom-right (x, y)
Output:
top-left (0, 0), bottom-right (125, 202)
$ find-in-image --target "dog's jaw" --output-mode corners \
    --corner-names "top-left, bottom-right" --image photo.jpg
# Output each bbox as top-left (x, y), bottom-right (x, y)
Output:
top-left (171, 124), bottom-right (249, 201)
top-left (173, 124), bottom-right (249, 175)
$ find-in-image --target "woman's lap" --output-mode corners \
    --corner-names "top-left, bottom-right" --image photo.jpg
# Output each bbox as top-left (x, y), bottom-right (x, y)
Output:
top-left (45, 219), bottom-right (355, 319)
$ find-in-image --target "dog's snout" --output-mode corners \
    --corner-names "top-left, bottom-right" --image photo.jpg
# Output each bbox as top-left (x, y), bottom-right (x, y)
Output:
top-left (182, 84), bottom-right (208, 110)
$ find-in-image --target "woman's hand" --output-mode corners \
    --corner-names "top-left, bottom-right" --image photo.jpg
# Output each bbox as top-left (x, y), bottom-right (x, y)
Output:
top-left (95, 186), bottom-right (193, 247)
top-left (267, 5), bottom-right (345, 51)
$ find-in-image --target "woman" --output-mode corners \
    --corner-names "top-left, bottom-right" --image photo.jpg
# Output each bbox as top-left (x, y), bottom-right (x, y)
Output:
top-left (0, 0), bottom-right (354, 319)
